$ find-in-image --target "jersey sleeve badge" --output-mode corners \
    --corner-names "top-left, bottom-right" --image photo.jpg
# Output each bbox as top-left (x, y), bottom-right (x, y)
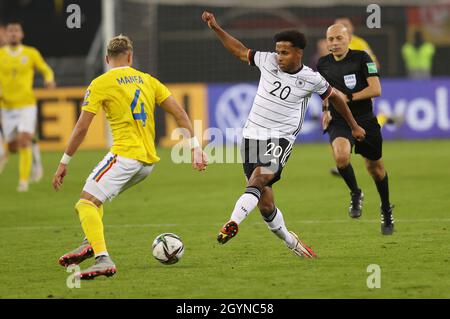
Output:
top-left (82, 89), bottom-right (91, 106)
top-left (366, 62), bottom-right (378, 74)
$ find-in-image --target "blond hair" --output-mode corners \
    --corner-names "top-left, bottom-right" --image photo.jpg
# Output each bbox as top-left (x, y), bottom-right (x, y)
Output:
top-left (107, 34), bottom-right (133, 58)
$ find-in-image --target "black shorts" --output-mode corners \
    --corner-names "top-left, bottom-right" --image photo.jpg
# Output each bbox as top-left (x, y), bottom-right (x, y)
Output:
top-left (241, 138), bottom-right (293, 187)
top-left (327, 116), bottom-right (383, 161)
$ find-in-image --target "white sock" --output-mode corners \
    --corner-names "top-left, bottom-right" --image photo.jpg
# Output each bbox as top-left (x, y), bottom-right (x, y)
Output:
top-left (95, 251), bottom-right (109, 258)
top-left (31, 140), bottom-right (42, 167)
top-left (263, 207), bottom-right (296, 249)
top-left (230, 186), bottom-right (261, 224)
top-left (0, 133), bottom-right (5, 158)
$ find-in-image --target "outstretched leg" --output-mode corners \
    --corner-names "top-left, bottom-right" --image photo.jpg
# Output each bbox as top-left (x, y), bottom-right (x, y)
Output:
top-left (30, 137), bottom-right (43, 183)
top-left (365, 158), bottom-right (394, 235)
top-left (73, 192), bottom-right (116, 279)
top-left (331, 137), bottom-right (364, 218)
top-left (258, 187), bottom-right (316, 258)
top-left (17, 132), bottom-right (33, 192)
top-left (0, 130), bottom-right (7, 174)
top-left (258, 187), bottom-right (295, 248)
top-left (217, 167), bottom-right (274, 244)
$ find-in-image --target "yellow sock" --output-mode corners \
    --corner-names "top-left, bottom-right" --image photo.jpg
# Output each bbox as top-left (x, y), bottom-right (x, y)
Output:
top-left (19, 147), bottom-right (32, 182)
top-left (377, 113), bottom-right (388, 128)
top-left (75, 199), bottom-right (107, 255)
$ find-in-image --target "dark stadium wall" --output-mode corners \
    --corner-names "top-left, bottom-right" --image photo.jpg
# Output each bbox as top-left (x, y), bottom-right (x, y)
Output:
top-left (0, 0), bottom-right (100, 56)
top-left (156, 5), bottom-right (410, 82)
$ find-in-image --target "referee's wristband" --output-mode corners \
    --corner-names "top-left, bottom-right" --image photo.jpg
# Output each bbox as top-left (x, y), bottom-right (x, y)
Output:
top-left (60, 153), bottom-right (72, 165)
top-left (188, 136), bottom-right (200, 149)
top-left (347, 93), bottom-right (353, 102)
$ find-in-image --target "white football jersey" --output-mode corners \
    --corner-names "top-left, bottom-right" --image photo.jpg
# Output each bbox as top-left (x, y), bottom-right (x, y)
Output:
top-left (243, 50), bottom-right (332, 142)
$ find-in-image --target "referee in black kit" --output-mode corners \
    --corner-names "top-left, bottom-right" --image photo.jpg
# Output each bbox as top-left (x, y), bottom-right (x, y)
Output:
top-left (317, 24), bottom-right (394, 235)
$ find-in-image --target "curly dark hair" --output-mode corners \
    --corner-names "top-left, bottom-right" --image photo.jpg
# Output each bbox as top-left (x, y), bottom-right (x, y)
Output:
top-left (274, 30), bottom-right (307, 49)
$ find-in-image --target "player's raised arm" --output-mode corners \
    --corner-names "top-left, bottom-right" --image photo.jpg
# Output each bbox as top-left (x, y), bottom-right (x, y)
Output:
top-left (33, 48), bottom-right (56, 88)
top-left (350, 76), bottom-right (381, 101)
top-left (328, 89), bottom-right (366, 141)
top-left (52, 111), bottom-right (95, 190)
top-left (202, 11), bottom-right (249, 63)
top-left (159, 96), bottom-right (208, 171)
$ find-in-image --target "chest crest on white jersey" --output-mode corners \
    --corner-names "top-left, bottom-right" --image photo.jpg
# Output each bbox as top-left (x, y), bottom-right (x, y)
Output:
top-left (295, 77), bottom-right (306, 88)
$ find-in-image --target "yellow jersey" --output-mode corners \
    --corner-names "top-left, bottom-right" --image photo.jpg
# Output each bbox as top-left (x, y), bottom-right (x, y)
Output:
top-left (349, 35), bottom-right (378, 64)
top-left (82, 66), bottom-right (171, 164)
top-left (0, 45), bottom-right (54, 108)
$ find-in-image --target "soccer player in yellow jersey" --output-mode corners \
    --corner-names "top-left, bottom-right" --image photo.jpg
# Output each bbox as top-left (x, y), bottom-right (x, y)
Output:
top-left (0, 21), bottom-right (7, 173)
top-left (52, 35), bottom-right (208, 279)
top-left (0, 20), bottom-right (55, 191)
top-left (334, 17), bottom-right (379, 67)
top-left (0, 22), bottom-right (6, 46)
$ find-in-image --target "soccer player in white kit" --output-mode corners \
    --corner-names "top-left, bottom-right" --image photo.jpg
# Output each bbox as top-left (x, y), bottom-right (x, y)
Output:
top-left (202, 11), bottom-right (366, 258)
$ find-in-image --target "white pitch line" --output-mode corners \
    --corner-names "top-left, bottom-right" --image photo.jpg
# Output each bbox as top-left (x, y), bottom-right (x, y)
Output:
top-left (1, 218), bottom-right (450, 232)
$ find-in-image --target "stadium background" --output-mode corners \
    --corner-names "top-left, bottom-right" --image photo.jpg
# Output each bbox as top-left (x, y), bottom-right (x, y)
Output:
top-left (1, 0), bottom-right (449, 150)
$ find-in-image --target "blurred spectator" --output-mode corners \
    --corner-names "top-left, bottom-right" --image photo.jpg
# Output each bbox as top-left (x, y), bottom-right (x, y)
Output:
top-left (0, 22), bottom-right (6, 47)
top-left (402, 30), bottom-right (435, 79)
top-left (335, 16), bottom-right (379, 68)
top-left (310, 38), bottom-right (329, 71)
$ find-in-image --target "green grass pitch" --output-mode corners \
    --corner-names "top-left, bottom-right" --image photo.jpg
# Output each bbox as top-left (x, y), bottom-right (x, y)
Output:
top-left (0, 140), bottom-right (449, 298)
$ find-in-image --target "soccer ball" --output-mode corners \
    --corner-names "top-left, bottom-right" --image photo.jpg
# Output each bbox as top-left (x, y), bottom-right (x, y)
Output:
top-left (152, 233), bottom-right (184, 265)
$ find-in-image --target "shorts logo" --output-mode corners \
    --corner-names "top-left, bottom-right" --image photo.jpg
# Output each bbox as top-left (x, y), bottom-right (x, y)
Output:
top-left (344, 74), bottom-right (357, 89)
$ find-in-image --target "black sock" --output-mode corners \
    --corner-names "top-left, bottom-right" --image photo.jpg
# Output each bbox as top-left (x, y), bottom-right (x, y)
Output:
top-left (338, 164), bottom-right (359, 194)
top-left (375, 173), bottom-right (390, 211)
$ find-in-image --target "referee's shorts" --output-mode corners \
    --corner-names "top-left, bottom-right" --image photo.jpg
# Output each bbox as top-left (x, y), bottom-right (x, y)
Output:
top-left (327, 116), bottom-right (383, 161)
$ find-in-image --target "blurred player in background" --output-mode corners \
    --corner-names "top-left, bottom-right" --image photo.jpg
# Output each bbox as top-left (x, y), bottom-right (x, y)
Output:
top-left (202, 11), bottom-right (365, 258)
top-left (0, 20), bottom-right (54, 191)
top-left (53, 35), bottom-right (208, 279)
top-left (318, 24), bottom-right (394, 235)
top-left (402, 29), bottom-right (436, 79)
top-left (310, 38), bottom-right (329, 71)
top-left (335, 16), bottom-right (379, 68)
top-left (0, 21), bottom-right (7, 173)
top-left (0, 22), bottom-right (6, 46)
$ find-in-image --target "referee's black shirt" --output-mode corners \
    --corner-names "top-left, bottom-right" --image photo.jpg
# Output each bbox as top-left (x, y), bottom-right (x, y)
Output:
top-left (317, 49), bottom-right (379, 123)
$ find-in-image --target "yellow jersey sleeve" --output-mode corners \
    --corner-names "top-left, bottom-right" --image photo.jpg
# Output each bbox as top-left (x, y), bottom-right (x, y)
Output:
top-left (350, 36), bottom-right (378, 63)
top-left (81, 80), bottom-right (104, 114)
top-left (151, 76), bottom-right (171, 105)
top-left (31, 48), bottom-right (54, 83)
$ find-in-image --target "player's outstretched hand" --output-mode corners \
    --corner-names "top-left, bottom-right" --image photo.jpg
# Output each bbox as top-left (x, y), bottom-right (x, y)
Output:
top-left (52, 163), bottom-right (67, 191)
top-left (192, 147), bottom-right (208, 171)
top-left (45, 81), bottom-right (56, 89)
top-left (352, 125), bottom-right (366, 142)
top-left (202, 11), bottom-right (219, 30)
